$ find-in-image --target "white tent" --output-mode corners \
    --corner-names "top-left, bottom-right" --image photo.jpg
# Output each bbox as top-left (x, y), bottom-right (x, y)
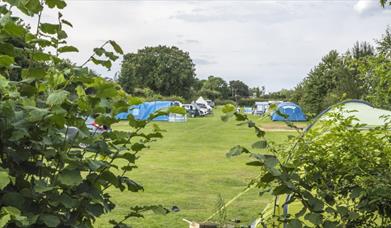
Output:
top-left (306, 100), bottom-right (391, 131)
top-left (196, 96), bottom-right (208, 105)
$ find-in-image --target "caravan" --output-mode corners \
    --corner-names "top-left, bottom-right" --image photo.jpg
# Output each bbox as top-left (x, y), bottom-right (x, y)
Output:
top-left (254, 102), bottom-right (269, 115)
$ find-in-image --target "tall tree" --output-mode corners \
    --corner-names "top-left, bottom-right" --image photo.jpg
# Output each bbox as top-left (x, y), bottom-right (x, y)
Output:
top-left (350, 41), bottom-right (375, 59)
top-left (118, 45), bottom-right (196, 99)
top-left (376, 26), bottom-right (391, 58)
top-left (199, 75), bottom-right (230, 100)
top-left (229, 80), bottom-right (250, 98)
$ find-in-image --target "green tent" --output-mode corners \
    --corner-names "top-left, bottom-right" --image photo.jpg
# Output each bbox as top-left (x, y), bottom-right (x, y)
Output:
top-left (306, 100), bottom-right (391, 130)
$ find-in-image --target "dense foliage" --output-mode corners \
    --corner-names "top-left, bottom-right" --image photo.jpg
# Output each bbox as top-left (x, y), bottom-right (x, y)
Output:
top-left (118, 45), bottom-right (197, 99)
top-left (222, 105), bottom-right (391, 227)
top-left (270, 28), bottom-right (391, 114)
top-left (198, 75), bottom-right (230, 100)
top-left (0, 1), bottom-right (178, 227)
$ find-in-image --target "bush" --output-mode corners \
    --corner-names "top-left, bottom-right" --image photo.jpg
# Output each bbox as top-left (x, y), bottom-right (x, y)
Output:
top-left (214, 99), bottom-right (236, 106)
top-left (0, 1), bottom-right (170, 227)
top-left (237, 98), bottom-right (268, 106)
top-left (223, 106), bottom-right (391, 227)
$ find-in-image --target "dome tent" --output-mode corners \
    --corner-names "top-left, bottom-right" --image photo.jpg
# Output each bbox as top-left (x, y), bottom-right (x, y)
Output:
top-left (306, 99), bottom-right (391, 131)
top-left (115, 101), bottom-right (186, 122)
top-left (271, 102), bottom-right (306, 122)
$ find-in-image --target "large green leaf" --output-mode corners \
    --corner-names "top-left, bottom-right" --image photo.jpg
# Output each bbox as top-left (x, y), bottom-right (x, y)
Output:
top-left (0, 168), bottom-right (10, 189)
top-left (24, 0), bottom-right (43, 14)
top-left (304, 213), bottom-right (322, 225)
top-left (109, 40), bottom-right (124, 54)
top-left (286, 219), bottom-right (302, 228)
top-left (58, 169), bottom-right (83, 186)
top-left (46, 90), bottom-right (69, 106)
top-left (0, 55), bottom-right (14, 66)
top-left (45, 0), bottom-right (66, 9)
top-left (4, 21), bottom-right (25, 37)
top-left (58, 45), bottom-right (79, 53)
top-left (39, 214), bottom-right (60, 227)
top-left (251, 140), bottom-right (267, 149)
top-left (226, 145), bottom-right (250, 157)
top-left (40, 23), bottom-right (59, 34)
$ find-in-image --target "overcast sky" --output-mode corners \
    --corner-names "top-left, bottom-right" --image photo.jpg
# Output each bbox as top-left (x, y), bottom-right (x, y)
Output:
top-left (21, 0), bottom-right (391, 92)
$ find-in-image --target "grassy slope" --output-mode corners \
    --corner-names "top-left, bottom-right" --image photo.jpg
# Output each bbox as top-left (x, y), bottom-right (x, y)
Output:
top-left (96, 108), bottom-right (302, 227)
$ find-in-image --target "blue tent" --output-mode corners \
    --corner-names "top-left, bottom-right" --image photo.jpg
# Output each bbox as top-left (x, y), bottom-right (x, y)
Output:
top-left (271, 102), bottom-right (306, 121)
top-left (116, 101), bottom-right (175, 121)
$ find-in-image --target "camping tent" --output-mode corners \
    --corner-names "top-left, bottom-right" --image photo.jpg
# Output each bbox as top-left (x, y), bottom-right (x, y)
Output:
top-left (196, 96), bottom-right (208, 106)
top-left (306, 100), bottom-right (391, 130)
top-left (271, 102), bottom-right (306, 121)
top-left (116, 101), bottom-right (187, 122)
top-left (244, 107), bottom-right (253, 114)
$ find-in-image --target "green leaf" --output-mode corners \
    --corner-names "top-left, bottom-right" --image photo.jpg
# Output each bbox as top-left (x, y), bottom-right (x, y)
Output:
top-left (61, 19), bottom-right (73, 27)
top-left (323, 220), bottom-right (338, 228)
top-left (21, 68), bottom-right (46, 79)
top-left (304, 212), bottom-right (322, 225)
top-left (307, 197), bottom-right (324, 212)
top-left (34, 180), bottom-right (54, 193)
top-left (58, 169), bottom-right (83, 186)
top-left (0, 55), bottom-right (14, 66)
top-left (286, 219), bottom-right (302, 228)
top-left (4, 21), bottom-right (25, 37)
top-left (32, 52), bottom-right (51, 61)
top-left (91, 57), bottom-right (112, 69)
top-left (27, 107), bottom-right (49, 122)
top-left (109, 40), bottom-right (124, 54)
top-left (48, 73), bottom-right (65, 88)
top-left (167, 106), bottom-right (186, 115)
top-left (58, 45), bottom-right (79, 53)
top-left (45, 0), bottom-right (66, 9)
top-left (226, 145), bottom-right (250, 157)
top-left (1, 192), bottom-right (24, 209)
top-left (39, 214), bottom-right (60, 227)
top-left (40, 23), bottom-right (59, 34)
top-left (222, 104), bottom-right (235, 113)
top-left (0, 168), bottom-right (10, 189)
top-left (252, 140), bottom-right (267, 149)
top-left (46, 90), bottom-right (69, 106)
top-left (24, 0), bottom-right (43, 14)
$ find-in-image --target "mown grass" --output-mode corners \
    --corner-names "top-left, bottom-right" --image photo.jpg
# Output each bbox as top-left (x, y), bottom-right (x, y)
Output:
top-left (96, 108), bottom-right (305, 227)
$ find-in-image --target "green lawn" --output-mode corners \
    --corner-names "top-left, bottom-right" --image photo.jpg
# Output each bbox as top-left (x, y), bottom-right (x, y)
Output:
top-left (96, 108), bottom-right (302, 227)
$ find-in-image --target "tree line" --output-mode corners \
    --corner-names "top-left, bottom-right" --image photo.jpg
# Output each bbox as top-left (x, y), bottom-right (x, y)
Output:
top-left (271, 27), bottom-right (391, 114)
top-left (118, 27), bottom-right (390, 114)
top-left (117, 45), bottom-right (265, 102)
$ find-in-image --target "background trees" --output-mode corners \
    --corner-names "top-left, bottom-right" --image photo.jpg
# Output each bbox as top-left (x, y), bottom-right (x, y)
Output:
top-left (229, 80), bottom-right (250, 99)
top-left (198, 76), bottom-right (230, 100)
top-left (269, 30), bottom-right (391, 114)
top-left (118, 46), bottom-right (197, 99)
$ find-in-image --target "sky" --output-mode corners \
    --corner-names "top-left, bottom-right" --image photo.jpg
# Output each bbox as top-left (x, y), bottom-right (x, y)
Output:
top-left (19, 0), bottom-right (391, 92)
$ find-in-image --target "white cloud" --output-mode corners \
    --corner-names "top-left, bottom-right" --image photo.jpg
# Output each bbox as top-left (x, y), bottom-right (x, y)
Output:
top-left (354, 0), bottom-right (381, 15)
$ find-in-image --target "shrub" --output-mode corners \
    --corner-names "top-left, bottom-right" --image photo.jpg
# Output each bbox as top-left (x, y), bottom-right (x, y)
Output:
top-left (222, 106), bottom-right (391, 227)
top-left (214, 99), bottom-right (236, 106)
top-left (0, 1), bottom-right (172, 227)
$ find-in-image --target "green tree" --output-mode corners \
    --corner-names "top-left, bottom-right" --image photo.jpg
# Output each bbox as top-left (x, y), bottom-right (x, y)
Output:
top-left (229, 80), bottom-right (250, 99)
top-left (359, 55), bottom-right (391, 110)
top-left (349, 41), bottom-right (375, 59)
top-left (118, 45), bottom-right (196, 99)
top-left (0, 1), bottom-right (174, 227)
top-left (376, 26), bottom-right (391, 58)
top-left (199, 75), bottom-right (230, 100)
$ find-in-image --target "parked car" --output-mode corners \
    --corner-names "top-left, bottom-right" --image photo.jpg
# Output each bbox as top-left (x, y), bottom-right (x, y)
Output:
top-left (206, 99), bottom-right (215, 108)
top-left (254, 102), bottom-right (269, 115)
top-left (183, 104), bottom-right (202, 117)
top-left (197, 103), bottom-right (212, 114)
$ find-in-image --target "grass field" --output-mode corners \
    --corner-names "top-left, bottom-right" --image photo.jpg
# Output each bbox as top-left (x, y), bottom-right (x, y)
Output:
top-left (96, 108), bottom-right (307, 227)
